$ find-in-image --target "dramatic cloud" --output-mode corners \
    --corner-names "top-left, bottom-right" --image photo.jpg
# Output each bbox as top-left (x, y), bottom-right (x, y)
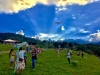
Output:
top-left (32, 33), bottom-right (59, 40)
top-left (0, 0), bottom-right (99, 13)
top-left (16, 29), bottom-right (24, 35)
top-left (89, 30), bottom-right (100, 42)
top-left (61, 26), bottom-right (65, 31)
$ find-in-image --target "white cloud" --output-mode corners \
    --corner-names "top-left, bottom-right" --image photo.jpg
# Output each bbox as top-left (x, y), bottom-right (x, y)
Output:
top-left (85, 23), bottom-right (92, 26)
top-left (70, 27), bottom-right (76, 31)
top-left (72, 15), bottom-right (76, 19)
top-left (89, 30), bottom-right (100, 42)
top-left (79, 28), bottom-right (90, 33)
top-left (56, 6), bottom-right (67, 13)
top-left (0, 0), bottom-right (99, 13)
top-left (61, 26), bottom-right (65, 31)
top-left (32, 33), bottom-right (59, 40)
top-left (73, 17), bottom-right (76, 19)
top-left (16, 30), bottom-right (24, 35)
top-left (60, 38), bottom-right (65, 41)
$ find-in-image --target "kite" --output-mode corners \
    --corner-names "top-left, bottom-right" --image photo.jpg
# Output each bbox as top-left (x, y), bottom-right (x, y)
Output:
top-left (12, 42), bottom-right (28, 75)
top-left (55, 20), bottom-right (62, 25)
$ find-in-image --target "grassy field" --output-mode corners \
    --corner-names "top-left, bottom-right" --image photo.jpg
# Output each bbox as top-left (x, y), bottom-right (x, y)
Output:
top-left (0, 44), bottom-right (100, 75)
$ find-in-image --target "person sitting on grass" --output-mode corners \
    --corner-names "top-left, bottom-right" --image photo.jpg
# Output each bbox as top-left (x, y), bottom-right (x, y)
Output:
top-left (77, 51), bottom-right (80, 56)
top-left (9, 49), bottom-right (15, 69)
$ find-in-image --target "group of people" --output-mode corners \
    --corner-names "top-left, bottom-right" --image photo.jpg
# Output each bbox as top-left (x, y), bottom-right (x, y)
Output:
top-left (56, 48), bottom-right (84, 64)
top-left (56, 48), bottom-right (72, 64)
top-left (9, 43), bottom-right (86, 74)
top-left (77, 51), bottom-right (84, 58)
top-left (9, 44), bottom-right (41, 74)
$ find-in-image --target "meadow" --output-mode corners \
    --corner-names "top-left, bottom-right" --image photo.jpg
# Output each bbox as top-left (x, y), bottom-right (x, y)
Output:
top-left (0, 44), bottom-right (100, 75)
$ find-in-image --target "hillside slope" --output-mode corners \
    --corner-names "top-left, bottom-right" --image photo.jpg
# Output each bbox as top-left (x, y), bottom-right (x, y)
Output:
top-left (0, 48), bottom-right (100, 75)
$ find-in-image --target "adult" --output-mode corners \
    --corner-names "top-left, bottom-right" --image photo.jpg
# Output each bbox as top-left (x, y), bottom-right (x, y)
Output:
top-left (81, 52), bottom-right (84, 58)
top-left (19, 47), bottom-right (26, 61)
top-left (31, 47), bottom-right (38, 68)
top-left (66, 51), bottom-right (71, 64)
top-left (16, 47), bottom-right (25, 74)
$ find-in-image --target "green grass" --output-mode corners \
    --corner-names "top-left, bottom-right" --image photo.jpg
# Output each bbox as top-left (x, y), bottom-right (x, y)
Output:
top-left (0, 44), bottom-right (15, 51)
top-left (0, 45), bottom-right (100, 75)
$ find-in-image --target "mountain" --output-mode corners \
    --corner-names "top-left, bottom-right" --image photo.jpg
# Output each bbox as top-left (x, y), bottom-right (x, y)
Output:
top-left (0, 33), bottom-right (38, 43)
top-left (64, 39), bottom-right (89, 44)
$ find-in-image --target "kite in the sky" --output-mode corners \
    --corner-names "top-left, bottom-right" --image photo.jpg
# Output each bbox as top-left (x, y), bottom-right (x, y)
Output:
top-left (55, 20), bottom-right (62, 25)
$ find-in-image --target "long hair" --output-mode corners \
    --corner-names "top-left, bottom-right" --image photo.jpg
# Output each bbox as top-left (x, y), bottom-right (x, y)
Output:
top-left (19, 47), bottom-right (22, 51)
top-left (9, 49), bottom-right (14, 58)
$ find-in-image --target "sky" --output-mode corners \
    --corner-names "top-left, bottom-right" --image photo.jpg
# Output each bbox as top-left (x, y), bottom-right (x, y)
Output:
top-left (0, 0), bottom-right (100, 42)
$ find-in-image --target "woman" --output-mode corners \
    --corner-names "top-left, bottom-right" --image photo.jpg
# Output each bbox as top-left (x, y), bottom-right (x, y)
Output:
top-left (16, 47), bottom-right (26, 74)
top-left (9, 49), bottom-right (15, 68)
top-left (31, 47), bottom-right (37, 68)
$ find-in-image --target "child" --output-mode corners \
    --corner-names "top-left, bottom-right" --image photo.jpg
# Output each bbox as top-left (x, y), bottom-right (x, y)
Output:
top-left (9, 49), bottom-right (15, 68)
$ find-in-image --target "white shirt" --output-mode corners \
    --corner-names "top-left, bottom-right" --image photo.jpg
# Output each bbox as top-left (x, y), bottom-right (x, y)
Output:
top-left (19, 50), bottom-right (25, 59)
top-left (67, 52), bottom-right (70, 58)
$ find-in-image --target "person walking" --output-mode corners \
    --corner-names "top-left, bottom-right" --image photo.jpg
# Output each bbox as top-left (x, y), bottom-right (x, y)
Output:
top-left (66, 51), bottom-right (71, 64)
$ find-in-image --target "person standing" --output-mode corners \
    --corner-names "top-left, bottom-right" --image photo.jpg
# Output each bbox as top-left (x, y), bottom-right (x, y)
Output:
top-left (9, 49), bottom-right (15, 68)
top-left (81, 52), bottom-right (84, 58)
top-left (66, 51), bottom-right (71, 64)
top-left (16, 47), bottom-right (26, 74)
top-left (31, 47), bottom-right (37, 68)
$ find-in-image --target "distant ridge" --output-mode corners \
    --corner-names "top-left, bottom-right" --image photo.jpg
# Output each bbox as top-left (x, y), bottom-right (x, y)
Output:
top-left (0, 33), bottom-right (38, 43)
